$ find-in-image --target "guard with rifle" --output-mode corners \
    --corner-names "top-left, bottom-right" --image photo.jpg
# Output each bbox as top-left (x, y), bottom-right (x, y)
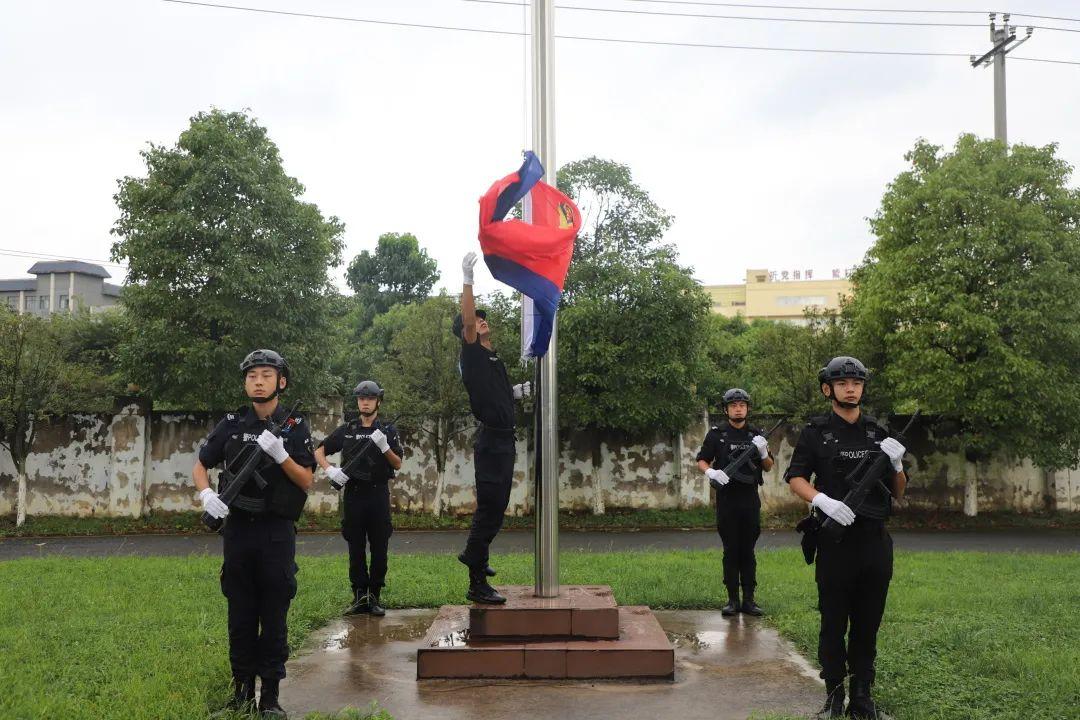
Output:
top-left (192, 349), bottom-right (315, 719)
top-left (696, 388), bottom-right (776, 617)
top-left (315, 380), bottom-right (402, 618)
top-left (784, 356), bottom-right (909, 720)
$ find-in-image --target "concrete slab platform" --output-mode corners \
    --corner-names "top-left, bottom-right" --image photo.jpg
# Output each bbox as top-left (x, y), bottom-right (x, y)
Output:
top-left (468, 585), bottom-right (620, 640)
top-left (417, 605), bottom-right (673, 679)
top-left (280, 609), bottom-right (823, 720)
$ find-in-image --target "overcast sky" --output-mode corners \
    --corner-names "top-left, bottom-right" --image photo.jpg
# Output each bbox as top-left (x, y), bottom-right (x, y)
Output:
top-left (3, 0), bottom-right (1079, 295)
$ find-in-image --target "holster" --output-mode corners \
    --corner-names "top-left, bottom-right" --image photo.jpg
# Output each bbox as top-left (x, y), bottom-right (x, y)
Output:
top-left (795, 514), bottom-right (819, 565)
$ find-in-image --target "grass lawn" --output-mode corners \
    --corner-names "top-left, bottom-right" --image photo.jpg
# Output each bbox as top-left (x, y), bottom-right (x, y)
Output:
top-left (3, 507), bottom-right (1078, 537)
top-left (0, 549), bottom-right (1077, 720)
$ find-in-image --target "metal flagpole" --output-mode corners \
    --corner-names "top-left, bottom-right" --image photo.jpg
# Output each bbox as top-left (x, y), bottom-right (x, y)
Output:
top-left (529, 0), bottom-right (559, 598)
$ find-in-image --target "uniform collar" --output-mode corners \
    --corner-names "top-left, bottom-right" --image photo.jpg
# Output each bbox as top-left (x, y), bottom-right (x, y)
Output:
top-left (829, 410), bottom-right (864, 428)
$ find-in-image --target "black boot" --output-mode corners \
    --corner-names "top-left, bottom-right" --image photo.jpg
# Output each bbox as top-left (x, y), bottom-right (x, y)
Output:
top-left (721, 589), bottom-right (740, 617)
top-left (211, 675), bottom-right (256, 717)
top-left (847, 677), bottom-right (879, 719)
top-left (740, 592), bottom-right (764, 617)
top-left (344, 588), bottom-right (371, 615)
top-left (815, 679), bottom-right (845, 719)
top-left (369, 590), bottom-right (386, 617)
top-left (466, 567), bottom-right (506, 604)
top-left (257, 678), bottom-right (287, 719)
top-left (458, 551), bottom-right (496, 577)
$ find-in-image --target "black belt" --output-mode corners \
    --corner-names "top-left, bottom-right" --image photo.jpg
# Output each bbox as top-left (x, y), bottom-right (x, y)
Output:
top-left (233, 495), bottom-right (267, 514)
top-left (479, 424), bottom-right (516, 438)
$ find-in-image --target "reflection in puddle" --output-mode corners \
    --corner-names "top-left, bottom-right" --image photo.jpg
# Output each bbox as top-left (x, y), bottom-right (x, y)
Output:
top-left (665, 630), bottom-right (728, 652)
top-left (323, 613), bottom-right (435, 650)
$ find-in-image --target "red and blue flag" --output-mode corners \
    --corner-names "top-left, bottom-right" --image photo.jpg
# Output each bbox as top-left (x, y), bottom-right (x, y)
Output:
top-left (478, 151), bottom-right (581, 358)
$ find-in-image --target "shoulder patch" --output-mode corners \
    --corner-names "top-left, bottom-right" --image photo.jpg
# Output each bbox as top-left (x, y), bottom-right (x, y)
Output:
top-left (226, 413), bottom-right (237, 421)
top-left (710, 426), bottom-right (719, 431)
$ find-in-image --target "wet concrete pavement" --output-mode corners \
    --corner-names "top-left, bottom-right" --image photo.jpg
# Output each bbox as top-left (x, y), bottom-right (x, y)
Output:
top-left (2, 527), bottom-right (1077, 560)
top-left (280, 608), bottom-right (823, 720)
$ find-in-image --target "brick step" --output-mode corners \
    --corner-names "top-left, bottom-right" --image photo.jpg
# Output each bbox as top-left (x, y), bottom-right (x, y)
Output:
top-left (468, 585), bottom-right (620, 640)
top-left (417, 605), bottom-right (675, 680)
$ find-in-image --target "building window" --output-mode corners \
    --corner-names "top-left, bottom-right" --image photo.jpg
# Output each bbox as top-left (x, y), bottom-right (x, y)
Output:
top-left (59, 294), bottom-right (69, 310)
top-left (776, 295), bottom-right (828, 307)
top-left (39, 295), bottom-right (49, 310)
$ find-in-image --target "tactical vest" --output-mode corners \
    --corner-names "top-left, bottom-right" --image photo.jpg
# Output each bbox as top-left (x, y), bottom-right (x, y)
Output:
top-left (807, 414), bottom-right (891, 520)
top-left (712, 425), bottom-right (765, 486)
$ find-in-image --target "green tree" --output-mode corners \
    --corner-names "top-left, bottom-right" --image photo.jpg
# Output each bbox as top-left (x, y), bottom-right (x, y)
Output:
top-left (553, 158), bottom-right (709, 434)
top-left (847, 135), bottom-right (1080, 468)
top-left (745, 310), bottom-right (850, 422)
top-left (345, 232), bottom-right (440, 329)
top-left (0, 310), bottom-right (112, 526)
top-left (111, 109), bottom-right (344, 409)
top-left (698, 314), bottom-right (754, 412)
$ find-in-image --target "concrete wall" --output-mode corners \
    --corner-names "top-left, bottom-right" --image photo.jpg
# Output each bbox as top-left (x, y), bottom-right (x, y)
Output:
top-left (1, 406), bottom-right (1075, 518)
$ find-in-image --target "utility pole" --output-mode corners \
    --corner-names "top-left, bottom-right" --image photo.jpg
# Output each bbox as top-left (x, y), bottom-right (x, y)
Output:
top-left (970, 13), bottom-right (1033, 146)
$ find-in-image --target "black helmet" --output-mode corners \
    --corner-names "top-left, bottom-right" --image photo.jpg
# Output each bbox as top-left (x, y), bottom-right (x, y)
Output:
top-left (818, 356), bottom-right (869, 385)
top-left (352, 380), bottom-right (384, 399)
top-left (240, 349), bottom-right (290, 381)
top-left (451, 308), bottom-right (487, 339)
top-left (721, 388), bottom-right (751, 408)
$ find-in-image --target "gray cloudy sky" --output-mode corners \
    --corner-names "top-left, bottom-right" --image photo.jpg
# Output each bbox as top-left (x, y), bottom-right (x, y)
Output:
top-left (3, 0), bottom-right (1080, 295)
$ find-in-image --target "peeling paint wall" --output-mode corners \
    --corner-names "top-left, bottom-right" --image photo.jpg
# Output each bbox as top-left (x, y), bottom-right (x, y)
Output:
top-left (0, 408), bottom-right (1072, 518)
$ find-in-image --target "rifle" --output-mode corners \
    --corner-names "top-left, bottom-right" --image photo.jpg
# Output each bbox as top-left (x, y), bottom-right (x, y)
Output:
top-left (818, 410), bottom-right (920, 542)
top-left (202, 401), bottom-right (302, 532)
top-left (332, 415), bottom-right (400, 488)
top-left (710, 417), bottom-right (787, 490)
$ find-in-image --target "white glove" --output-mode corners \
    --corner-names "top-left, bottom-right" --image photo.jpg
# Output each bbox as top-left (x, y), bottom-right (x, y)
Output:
top-left (257, 429), bottom-right (289, 464)
top-left (880, 437), bottom-right (906, 472)
top-left (370, 428), bottom-right (390, 453)
top-left (326, 466), bottom-right (349, 491)
top-left (812, 493), bottom-right (855, 526)
top-left (198, 488), bottom-right (229, 519)
top-left (751, 435), bottom-right (769, 459)
top-left (462, 251), bottom-right (477, 285)
top-left (705, 468), bottom-right (729, 487)
top-left (513, 381), bottom-right (532, 400)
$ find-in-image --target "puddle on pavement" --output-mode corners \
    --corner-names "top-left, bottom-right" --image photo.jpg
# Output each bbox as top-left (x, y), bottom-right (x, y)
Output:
top-left (322, 611), bottom-right (436, 650)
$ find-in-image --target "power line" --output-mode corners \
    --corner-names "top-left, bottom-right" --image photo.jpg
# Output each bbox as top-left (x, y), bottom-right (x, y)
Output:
top-left (0, 248), bottom-right (128, 269)
top-left (162, 0), bottom-right (1080, 64)
top-left (601, 1), bottom-right (1080, 25)
top-left (464, 0), bottom-right (1080, 33)
top-left (162, 0), bottom-right (527, 37)
top-left (593, 0), bottom-right (991, 15)
top-left (464, 0), bottom-right (987, 28)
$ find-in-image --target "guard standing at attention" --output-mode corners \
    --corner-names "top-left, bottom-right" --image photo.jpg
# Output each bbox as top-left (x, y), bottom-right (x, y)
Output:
top-left (696, 388), bottom-right (774, 617)
top-left (315, 379), bottom-right (403, 618)
top-left (784, 356), bottom-right (908, 719)
top-left (193, 349), bottom-right (314, 719)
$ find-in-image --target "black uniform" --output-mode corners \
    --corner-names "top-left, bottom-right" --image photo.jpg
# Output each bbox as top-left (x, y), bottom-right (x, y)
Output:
top-left (696, 422), bottom-right (771, 597)
top-left (785, 411), bottom-right (904, 686)
top-left (458, 336), bottom-right (516, 570)
top-left (198, 405), bottom-right (314, 682)
top-left (318, 418), bottom-right (403, 595)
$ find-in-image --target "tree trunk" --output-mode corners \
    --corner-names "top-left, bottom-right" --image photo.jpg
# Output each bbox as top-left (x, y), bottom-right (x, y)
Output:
top-left (591, 432), bottom-right (606, 515)
top-left (431, 417), bottom-right (446, 518)
top-left (963, 460), bottom-right (978, 517)
top-left (16, 469), bottom-right (27, 527)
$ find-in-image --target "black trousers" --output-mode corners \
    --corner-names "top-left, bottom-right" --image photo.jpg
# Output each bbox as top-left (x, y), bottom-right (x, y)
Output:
top-left (815, 519), bottom-right (893, 684)
top-left (342, 483), bottom-right (393, 593)
top-left (461, 449), bottom-right (515, 570)
top-left (220, 513), bottom-right (298, 681)
top-left (715, 491), bottom-right (761, 595)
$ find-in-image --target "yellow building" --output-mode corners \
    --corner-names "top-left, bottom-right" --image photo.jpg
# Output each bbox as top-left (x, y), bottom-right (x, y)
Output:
top-left (704, 268), bottom-right (852, 324)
